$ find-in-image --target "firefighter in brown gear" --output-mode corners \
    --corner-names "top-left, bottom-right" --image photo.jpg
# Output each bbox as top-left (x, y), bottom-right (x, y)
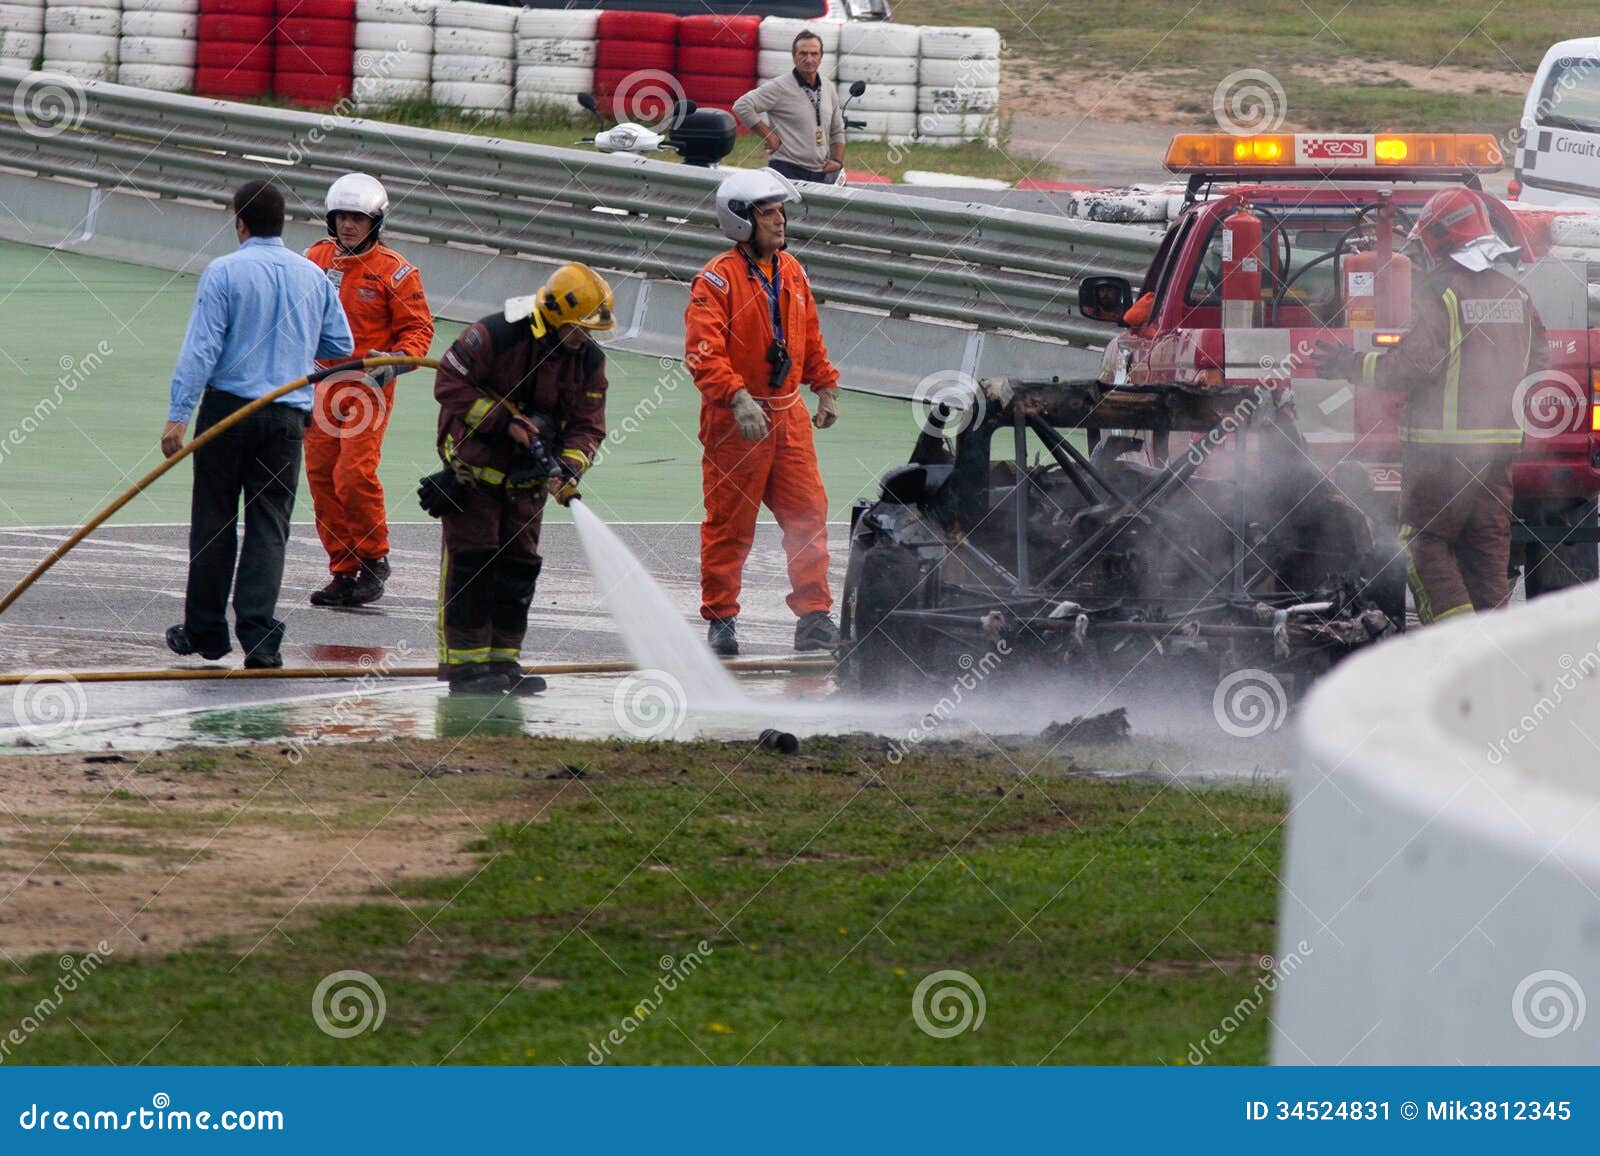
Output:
top-left (429, 263), bottom-right (613, 695)
top-left (1315, 187), bottom-right (1545, 623)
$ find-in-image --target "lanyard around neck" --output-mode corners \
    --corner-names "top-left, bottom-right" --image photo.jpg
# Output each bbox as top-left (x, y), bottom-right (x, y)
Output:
top-left (741, 250), bottom-right (783, 341)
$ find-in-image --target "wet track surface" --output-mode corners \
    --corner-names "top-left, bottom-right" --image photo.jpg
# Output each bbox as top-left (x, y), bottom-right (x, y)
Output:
top-left (0, 520), bottom-right (854, 749)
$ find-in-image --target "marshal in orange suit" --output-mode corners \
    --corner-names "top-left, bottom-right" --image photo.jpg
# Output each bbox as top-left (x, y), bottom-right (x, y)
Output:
top-left (303, 173), bottom-right (434, 607)
top-left (685, 169), bottom-right (842, 657)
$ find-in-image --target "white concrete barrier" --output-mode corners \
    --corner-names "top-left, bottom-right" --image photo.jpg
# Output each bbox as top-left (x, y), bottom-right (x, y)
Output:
top-left (1276, 582), bottom-right (1600, 1063)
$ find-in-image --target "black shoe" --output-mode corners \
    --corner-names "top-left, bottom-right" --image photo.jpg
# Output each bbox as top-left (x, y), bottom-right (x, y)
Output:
top-left (310, 574), bottom-right (359, 607)
top-left (447, 663), bottom-right (511, 696)
top-left (348, 556), bottom-right (390, 606)
top-left (166, 624), bottom-right (229, 662)
top-left (794, 611), bottom-right (840, 652)
top-left (244, 652), bottom-right (283, 670)
top-left (707, 615), bottom-right (739, 657)
top-left (489, 661), bottom-right (546, 696)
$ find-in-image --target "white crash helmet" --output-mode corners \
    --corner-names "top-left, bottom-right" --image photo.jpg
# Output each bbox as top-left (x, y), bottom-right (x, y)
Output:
top-left (325, 173), bottom-right (388, 250)
top-left (714, 168), bottom-right (800, 244)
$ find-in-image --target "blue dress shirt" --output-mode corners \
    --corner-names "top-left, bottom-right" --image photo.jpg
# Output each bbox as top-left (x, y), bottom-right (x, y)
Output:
top-left (168, 236), bottom-right (354, 423)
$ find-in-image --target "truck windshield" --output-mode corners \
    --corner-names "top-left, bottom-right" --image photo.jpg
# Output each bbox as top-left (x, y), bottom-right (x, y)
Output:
top-left (1184, 210), bottom-right (1396, 324)
top-left (1536, 56), bottom-right (1600, 133)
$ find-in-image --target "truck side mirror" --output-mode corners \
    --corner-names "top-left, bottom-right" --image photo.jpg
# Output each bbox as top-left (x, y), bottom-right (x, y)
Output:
top-left (1079, 275), bottom-right (1134, 324)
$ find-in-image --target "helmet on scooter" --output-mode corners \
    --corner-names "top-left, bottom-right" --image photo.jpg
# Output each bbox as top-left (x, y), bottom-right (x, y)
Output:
top-left (324, 173), bottom-right (388, 252)
top-left (505, 262), bottom-right (616, 332)
top-left (714, 168), bottom-right (800, 244)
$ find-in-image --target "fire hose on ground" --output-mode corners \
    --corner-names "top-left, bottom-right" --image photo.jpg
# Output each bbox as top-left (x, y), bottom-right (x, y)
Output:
top-left (0, 355), bottom-right (839, 685)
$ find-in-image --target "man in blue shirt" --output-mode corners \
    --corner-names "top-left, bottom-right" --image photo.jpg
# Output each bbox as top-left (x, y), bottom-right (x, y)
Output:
top-left (163, 180), bottom-right (354, 668)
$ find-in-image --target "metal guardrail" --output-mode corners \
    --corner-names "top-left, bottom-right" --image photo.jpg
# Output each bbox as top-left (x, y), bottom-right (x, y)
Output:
top-left (0, 67), bottom-right (1164, 346)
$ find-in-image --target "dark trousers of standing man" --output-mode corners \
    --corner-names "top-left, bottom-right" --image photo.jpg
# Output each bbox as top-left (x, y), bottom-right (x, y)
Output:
top-left (183, 388), bottom-right (306, 661)
top-left (767, 159), bottom-right (838, 185)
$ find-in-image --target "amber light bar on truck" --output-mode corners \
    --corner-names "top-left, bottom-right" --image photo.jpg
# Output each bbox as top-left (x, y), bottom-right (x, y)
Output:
top-left (1164, 133), bottom-right (1504, 176)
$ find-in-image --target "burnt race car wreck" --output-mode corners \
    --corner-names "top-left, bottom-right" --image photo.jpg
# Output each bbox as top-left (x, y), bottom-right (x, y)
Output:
top-left (839, 376), bottom-right (1405, 694)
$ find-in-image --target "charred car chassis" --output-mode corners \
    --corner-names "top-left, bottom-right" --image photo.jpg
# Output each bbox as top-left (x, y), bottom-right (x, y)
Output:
top-left (839, 377), bottom-right (1405, 692)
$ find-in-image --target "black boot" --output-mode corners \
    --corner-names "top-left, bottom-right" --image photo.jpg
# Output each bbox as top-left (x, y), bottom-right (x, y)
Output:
top-left (447, 662), bottom-right (511, 696)
top-left (794, 611), bottom-right (840, 652)
top-left (707, 615), bottom-right (739, 656)
top-left (348, 556), bottom-right (390, 606)
top-left (490, 661), bottom-right (547, 696)
top-left (165, 624), bottom-right (229, 661)
top-left (309, 574), bottom-right (358, 607)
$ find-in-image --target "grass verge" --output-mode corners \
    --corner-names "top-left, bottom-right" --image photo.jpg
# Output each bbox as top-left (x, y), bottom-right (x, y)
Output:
top-left (2, 734), bottom-right (1285, 1065)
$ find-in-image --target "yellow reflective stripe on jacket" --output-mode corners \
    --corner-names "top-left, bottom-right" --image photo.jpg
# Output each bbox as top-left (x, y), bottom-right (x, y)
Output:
top-left (560, 447), bottom-right (589, 472)
top-left (1441, 287), bottom-right (1463, 436)
top-left (440, 434), bottom-right (545, 490)
top-left (1398, 426), bottom-right (1524, 444)
top-left (465, 396), bottom-right (496, 433)
top-left (1361, 352), bottom-right (1380, 387)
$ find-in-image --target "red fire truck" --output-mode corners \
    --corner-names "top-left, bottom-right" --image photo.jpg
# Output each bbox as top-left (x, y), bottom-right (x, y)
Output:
top-left (1079, 131), bottom-right (1600, 599)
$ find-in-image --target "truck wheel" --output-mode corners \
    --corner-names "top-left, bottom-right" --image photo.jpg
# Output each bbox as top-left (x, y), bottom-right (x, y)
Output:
top-left (1523, 498), bottom-right (1599, 599)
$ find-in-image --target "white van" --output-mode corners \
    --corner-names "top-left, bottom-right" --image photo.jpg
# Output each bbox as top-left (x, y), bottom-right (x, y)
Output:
top-left (1514, 38), bottom-right (1600, 207)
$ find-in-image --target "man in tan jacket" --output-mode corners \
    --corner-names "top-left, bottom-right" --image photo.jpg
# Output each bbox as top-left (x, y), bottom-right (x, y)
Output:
top-left (732, 31), bottom-right (845, 185)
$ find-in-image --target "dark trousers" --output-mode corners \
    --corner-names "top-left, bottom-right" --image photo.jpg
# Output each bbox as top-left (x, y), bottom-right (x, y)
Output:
top-left (437, 482), bottom-right (545, 676)
top-left (1398, 450), bottom-right (1515, 624)
top-left (184, 388), bottom-right (306, 660)
top-left (767, 159), bottom-right (838, 185)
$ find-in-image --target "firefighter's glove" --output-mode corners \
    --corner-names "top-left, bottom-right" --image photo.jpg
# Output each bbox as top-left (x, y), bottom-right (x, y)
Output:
top-left (549, 466), bottom-right (581, 507)
top-left (812, 387), bottom-right (839, 430)
top-left (507, 415), bottom-right (537, 450)
top-left (418, 466), bottom-right (471, 518)
top-left (1311, 340), bottom-right (1361, 382)
top-left (730, 388), bottom-right (770, 441)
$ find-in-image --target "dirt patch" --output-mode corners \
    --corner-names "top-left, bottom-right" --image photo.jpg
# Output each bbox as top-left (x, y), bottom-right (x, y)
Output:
top-left (0, 745), bottom-right (565, 966)
top-left (1002, 58), bottom-right (1525, 124)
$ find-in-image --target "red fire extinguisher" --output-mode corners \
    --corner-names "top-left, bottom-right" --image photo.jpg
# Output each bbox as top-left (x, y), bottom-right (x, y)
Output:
top-left (1220, 207), bottom-right (1262, 329)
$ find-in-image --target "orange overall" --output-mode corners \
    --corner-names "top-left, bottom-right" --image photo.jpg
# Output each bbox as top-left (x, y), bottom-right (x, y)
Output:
top-left (304, 239), bottom-right (434, 575)
top-left (685, 246), bottom-right (839, 621)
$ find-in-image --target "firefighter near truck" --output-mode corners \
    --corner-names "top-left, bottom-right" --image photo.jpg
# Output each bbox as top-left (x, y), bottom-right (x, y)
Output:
top-left (839, 131), bottom-right (1600, 695)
